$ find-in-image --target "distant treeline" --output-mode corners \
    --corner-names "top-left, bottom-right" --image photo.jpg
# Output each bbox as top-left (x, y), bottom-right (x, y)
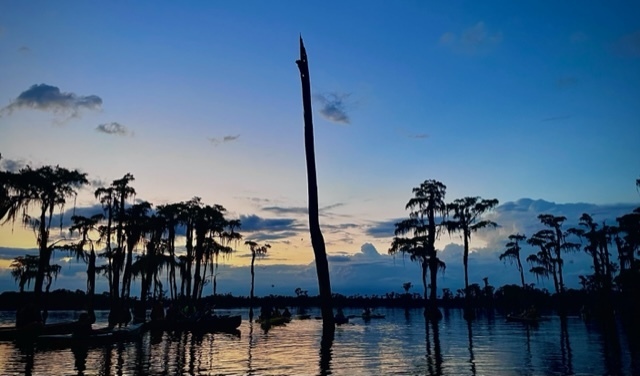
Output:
top-left (0, 285), bottom-right (625, 316)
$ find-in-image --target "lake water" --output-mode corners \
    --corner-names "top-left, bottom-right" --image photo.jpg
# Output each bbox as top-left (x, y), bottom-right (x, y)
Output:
top-left (0, 308), bottom-right (637, 375)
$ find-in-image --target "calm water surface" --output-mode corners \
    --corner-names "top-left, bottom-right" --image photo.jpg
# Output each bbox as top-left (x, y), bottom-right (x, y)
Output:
top-left (0, 308), bottom-right (637, 375)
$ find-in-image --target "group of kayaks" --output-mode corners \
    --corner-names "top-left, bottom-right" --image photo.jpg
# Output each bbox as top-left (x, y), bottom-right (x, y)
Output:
top-left (0, 313), bottom-right (242, 348)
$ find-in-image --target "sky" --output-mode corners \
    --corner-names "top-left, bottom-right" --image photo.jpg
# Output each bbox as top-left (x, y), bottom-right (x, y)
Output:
top-left (0, 1), bottom-right (639, 298)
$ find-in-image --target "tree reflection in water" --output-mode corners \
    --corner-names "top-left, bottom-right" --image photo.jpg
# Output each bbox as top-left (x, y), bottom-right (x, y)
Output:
top-left (425, 317), bottom-right (442, 376)
top-left (18, 344), bottom-right (34, 376)
top-left (134, 337), bottom-right (145, 375)
top-left (559, 316), bottom-right (573, 375)
top-left (523, 325), bottom-right (533, 374)
top-left (599, 320), bottom-right (622, 375)
top-left (71, 345), bottom-right (87, 376)
top-left (318, 323), bottom-right (334, 376)
top-left (467, 321), bottom-right (476, 376)
top-left (247, 321), bottom-right (255, 374)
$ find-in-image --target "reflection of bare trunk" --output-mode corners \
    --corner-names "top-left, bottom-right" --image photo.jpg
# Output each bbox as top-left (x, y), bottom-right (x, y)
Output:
top-left (559, 315), bottom-right (573, 374)
top-left (425, 316), bottom-right (442, 375)
top-left (467, 321), bottom-right (476, 376)
top-left (296, 37), bottom-right (334, 327)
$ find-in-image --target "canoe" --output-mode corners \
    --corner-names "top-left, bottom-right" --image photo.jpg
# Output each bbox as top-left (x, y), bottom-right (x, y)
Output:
top-left (36, 323), bottom-right (145, 348)
top-left (296, 314), bottom-right (311, 320)
top-left (146, 314), bottom-right (242, 333)
top-left (0, 321), bottom-right (79, 342)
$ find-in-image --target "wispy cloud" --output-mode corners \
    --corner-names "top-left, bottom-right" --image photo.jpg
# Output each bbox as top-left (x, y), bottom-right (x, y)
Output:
top-left (409, 133), bottom-right (429, 139)
top-left (365, 218), bottom-right (405, 238)
top-left (96, 122), bottom-right (132, 136)
top-left (208, 134), bottom-right (240, 146)
top-left (262, 203), bottom-right (345, 217)
top-left (239, 214), bottom-right (299, 233)
top-left (314, 92), bottom-right (351, 124)
top-left (262, 206), bottom-right (308, 215)
top-left (17, 46), bottom-right (31, 54)
top-left (440, 22), bottom-right (502, 55)
top-left (0, 84), bottom-right (102, 119)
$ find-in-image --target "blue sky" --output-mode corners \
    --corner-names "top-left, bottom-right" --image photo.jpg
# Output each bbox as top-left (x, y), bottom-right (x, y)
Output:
top-left (1, 1), bottom-right (639, 297)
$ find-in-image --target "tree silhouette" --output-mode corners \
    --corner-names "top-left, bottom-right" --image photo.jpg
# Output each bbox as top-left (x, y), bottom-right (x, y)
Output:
top-left (57, 213), bottom-right (104, 321)
top-left (390, 179), bottom-right (447, 319)
top-left (0, 164), bottom-right (88, 311)
top-left (537, 214), bottom-right (580, 294)
top-left (208, 218), bottom-right (241, 297)
top-left (10, 255), bottom-right (39, 293)
top-left (245, 240), bottom-right (270, 319)
top-left (499, 233), bottom-right (527, 288)
top-left (297, 36), bottom-right (334, 327)
top-left (94, 185), bottom-right (116, 300)
top-left (527, 229), bottom-right (557, 289)
top-left (156, 203), bottom-right (183, 300)
top-left (121, 201), bottom-right (151, 300)
top-left (614, 207), bottom-right (640, 308)
top-left (445, 196), bottom-right (498, 319)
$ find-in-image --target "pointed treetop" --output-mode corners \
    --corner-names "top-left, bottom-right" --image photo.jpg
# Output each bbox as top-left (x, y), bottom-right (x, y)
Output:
top-left (297, 35), bottom-right (307, 67)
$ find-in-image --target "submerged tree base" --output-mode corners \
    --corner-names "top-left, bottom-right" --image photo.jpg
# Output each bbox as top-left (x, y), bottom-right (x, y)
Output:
top-left (463, 307), bottom-right (476, 321)
top-left (424, 306), bottom-right (443, 321)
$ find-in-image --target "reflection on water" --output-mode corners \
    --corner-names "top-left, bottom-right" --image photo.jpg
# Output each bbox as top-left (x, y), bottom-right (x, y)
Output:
top-left (467, 320), bottom-right (476, 376)
top-left (425, 317), bottom-right (442, 376)
top-left (0, 308), bottom-right (638, 375)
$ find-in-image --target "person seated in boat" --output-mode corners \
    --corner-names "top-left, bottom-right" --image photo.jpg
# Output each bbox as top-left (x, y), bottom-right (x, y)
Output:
top-left (16, 303), bottom-right (43, 328)
top-left (282, 307), bottom-right (292, 319)
top-left (73, 312), bottom-right (93, 337)
top-left (182, 303), bottom-right (195, 318)
top-left (108, 301), bottom-right (132, 328)
top-left (273, 308), bottom-right (281, 317)
top-left (165, 303), bottom-right (183, 322)
top-left (202, 304), bottom-right (215, 318)
top-left (335, 308), bottom-right (345, 321)
top-left (150, 301), bottom-right (165, 322)
top-left (363, 307), bottom-right (371, 316)
top-left (260, 305), bottom-right (272, 321)
top-left (526, 305), bottom-right (539, 319)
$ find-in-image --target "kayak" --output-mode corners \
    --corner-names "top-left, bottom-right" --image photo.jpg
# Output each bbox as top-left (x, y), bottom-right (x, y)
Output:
top-left (0, 321), bottom-right (79, 342)
top-left (36, 323), bottom-right (145, 348)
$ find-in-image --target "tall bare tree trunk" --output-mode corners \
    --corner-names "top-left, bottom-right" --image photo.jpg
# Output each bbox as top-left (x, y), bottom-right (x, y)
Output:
top-left (296, 36), bottom-right (334, 328)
